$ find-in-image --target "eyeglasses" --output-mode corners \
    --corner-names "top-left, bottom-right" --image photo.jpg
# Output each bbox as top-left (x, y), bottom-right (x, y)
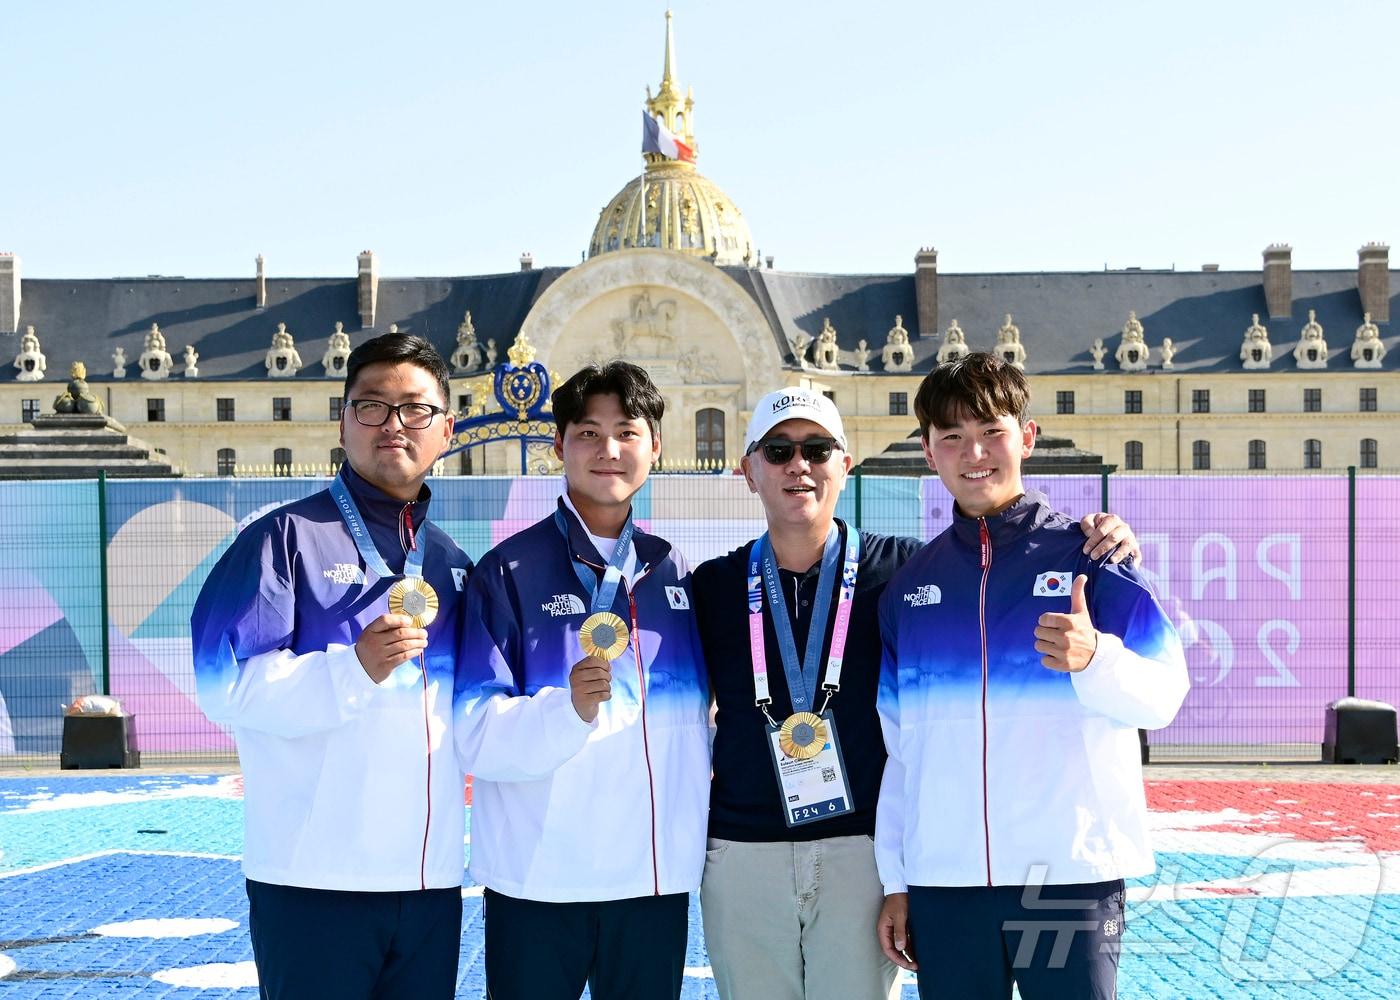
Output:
top-left (346, 399), bottom-right (447, 429)
top-left (749, 437), bottom-right (839, 465)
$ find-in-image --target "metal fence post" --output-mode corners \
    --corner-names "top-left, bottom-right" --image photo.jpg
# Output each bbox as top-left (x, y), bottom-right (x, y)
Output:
top-left (1101, 464), bottom-right (1110, 513)
top-left (98, 470), bottom-right (112, 696)
top-left (853, 466), bottom-right (864, 531)
top-left (1348, 465), bottom-right (1356, 698)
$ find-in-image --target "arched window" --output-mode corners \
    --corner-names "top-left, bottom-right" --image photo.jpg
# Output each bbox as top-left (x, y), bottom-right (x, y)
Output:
top-left (1191, 440), bottom-right (1210, 471)
top-left (1248, 440), bottom-right (1266, 470)
top-left (274, 447), bottom-right (293, 477)
top-left (1361, 438), bottom-right (1378, 469)
top-left (1303, 439), bottom-right (1322, 469)
top-left (330, 447), bottom-right (346, 472)
top-left (217, 448), bottom-right (236, 477)
top-left (695, 408), bottom-right (725, 468)
top-left (1123, 440), bottom-right (1143, 471)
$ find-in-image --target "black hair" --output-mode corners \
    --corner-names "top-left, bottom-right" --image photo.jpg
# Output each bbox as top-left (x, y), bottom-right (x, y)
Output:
top-left (343, 333), bottom-right (451, 407)
top-left (552, 361), bottom-right (665, 437)
top-left (914, 351), bottom-right (1031, 437)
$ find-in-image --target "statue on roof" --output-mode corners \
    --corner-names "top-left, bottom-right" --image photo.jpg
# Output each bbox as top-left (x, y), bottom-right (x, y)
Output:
top-left (813, 318), bottom-right (841, 371)
top-left (322, 321), bottom-right (352, 375)
top-left (789, 327), bottom-right (814, 368)
top-left (1090, 337), bottom-right (1106, 370)
top-left (1350, 312), bottom-right (1386, 369)
top-left (1293, 309), bottom-right (1328, 369)
top-left (882, 315), bottom-right (913, 373)
top-left (996, 314), bottom-right (1026, 370)
top-left (139, 323), bottom-right (173, 380)
top-left (853, 338), bottom-right (871, 372)
top-left (450, 311), bottom-right (484, 373)
top-left (183, 345), bottom-right (200, 377)
top-left (53, 361), bottom-right (103, 414)
top-left (1160, 337), bottom-right (1176, 370)
top-left (112, 346), bottom-right (128, 378)
top-left (936, 319), bottom-right (969, 364)
top-left (1240, 313), bottom-right (1273, 369)
top-left (13, 325), bottom-right (46, 382)
top-left (265, 322), bottom-right (303, 377)
top-left (486, 338), bottom-right (498, 367)
top-left (1115, 311), bottom-right (1148, 371)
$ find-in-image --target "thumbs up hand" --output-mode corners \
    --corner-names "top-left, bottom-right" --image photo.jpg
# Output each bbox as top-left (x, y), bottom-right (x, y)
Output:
top-left (1034, 575), bottom-right (1098, 673)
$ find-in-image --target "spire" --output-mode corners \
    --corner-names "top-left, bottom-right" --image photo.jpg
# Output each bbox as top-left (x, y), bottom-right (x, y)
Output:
top-left (661, 9), bottom-right (676, 91)
top-left (645, 9), bottom-right (695, 156)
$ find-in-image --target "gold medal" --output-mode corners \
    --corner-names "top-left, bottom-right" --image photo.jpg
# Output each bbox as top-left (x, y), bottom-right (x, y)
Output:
top-left (778, 712), bottom-right (828, 760)
top-left (388, 577), bottom-right (439, 629)
top-left (579, 611), bottom-right (630, 661)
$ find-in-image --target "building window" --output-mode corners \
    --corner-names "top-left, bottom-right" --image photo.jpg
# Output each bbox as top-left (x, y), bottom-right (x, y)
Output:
top-left (273, 447), bottom-right (293, 476)
top-left (1056, 390), bottom-right (1075, 415)
top-left (1360, 387), bottom-right (1377, 412)
top-left (888, 392), bottom-right (908, 416)
top-left (147, 398), bottom-right (166, 422)
top-left (1124, 440), bottom-right (1143, 470)
top-left (1361, 438), bottom-right (1378, 469)
top-left (1248, 439), bottom-right (1266, 470)
top-left (459, 448), bottom-right (473, 476)
top-left (1191, 389), bottom-right (1210, 414)
top-left (1304, 439), bottom-right (1322, 469)
top-left (458, 393), bottom-right (473, 414)
top-left (1248, 388), bottom-right (1266, 413)
top-left (1124, 390), bottom-right (1142, 414)
top-left (329, 396), bottom-right (343, 421)
top-left (1192, 440), bottom-right (1211, 471)
top-left (216, 448), bottom-right (236, 476)
top-left (695, 407), bottom-right (725, 467)
top-left (273, 397), bottom-right (291, 421)
top-left (21, 399), bottom-right (40, 423)
top-left (821, 390), bottom-right (835, 403)
top-left (216, 397), bottom-right (235, 421)
top-left (1304, 388), bottom-right (1321, 413)
top-left (330, 447), bottom-right (346, 471)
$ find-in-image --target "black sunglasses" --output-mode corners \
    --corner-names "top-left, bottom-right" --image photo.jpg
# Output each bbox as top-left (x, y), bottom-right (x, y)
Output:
top-left (750, 437), bottom-right (839, 465)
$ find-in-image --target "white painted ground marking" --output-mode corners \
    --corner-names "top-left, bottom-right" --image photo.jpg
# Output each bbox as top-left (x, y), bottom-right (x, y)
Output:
top-left (92, 917), bottom-right (238, 938)
top-left (153, 961), bottom-right (259, 988)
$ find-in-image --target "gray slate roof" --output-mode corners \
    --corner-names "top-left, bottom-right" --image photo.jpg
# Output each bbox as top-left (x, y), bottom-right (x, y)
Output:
top-left (7, 259), bottom-right (1396, 383)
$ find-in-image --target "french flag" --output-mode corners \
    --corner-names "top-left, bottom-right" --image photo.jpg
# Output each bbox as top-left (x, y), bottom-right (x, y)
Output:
top-left (642, 111), bottom-right (695, 162)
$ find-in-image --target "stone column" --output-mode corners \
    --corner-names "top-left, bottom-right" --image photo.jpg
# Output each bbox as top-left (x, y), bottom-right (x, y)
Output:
top-left (357, 250), bottom-right (378, 330)
top-left (914, 247), bottom-right (938, 339)
top-left (1263, 243), bottom-right (1292, 320)
top-left (1358, 243), bottom-right (1390, 323)
top-left (0, 253), bottom-right (19, 335)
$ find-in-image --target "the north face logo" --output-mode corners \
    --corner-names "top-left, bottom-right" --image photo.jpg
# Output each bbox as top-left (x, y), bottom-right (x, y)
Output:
top-left (542, 594), bottom-right (587, 617)
top-left (324, 563), bottom-right (366, 585)
top-left (903, 584), bottom-right (942, 607)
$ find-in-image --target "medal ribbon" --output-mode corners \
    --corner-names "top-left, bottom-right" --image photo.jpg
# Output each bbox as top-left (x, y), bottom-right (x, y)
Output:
top-left (329, 472), bottom-right (425, 581)
top-left (554, 507), bottom-right (637, 614)
top-left (748, 521), bottom-right (861, 714)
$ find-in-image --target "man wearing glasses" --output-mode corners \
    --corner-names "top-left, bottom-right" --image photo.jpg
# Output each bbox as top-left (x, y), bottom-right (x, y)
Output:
top-left (191, 334), bottom-right (473, 999)
top-left (692, 387), bottom-right (1140, 1000)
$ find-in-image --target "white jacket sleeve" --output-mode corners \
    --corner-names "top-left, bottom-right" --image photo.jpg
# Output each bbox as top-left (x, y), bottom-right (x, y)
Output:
top-left (874, 594), bottom-right (909, 895)
top-left (215, 644), bottom-right (386, 737)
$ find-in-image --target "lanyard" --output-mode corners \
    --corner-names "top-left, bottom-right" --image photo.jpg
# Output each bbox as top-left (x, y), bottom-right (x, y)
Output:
top-left (329, 472), bottom-right (424, 580)
top-left (748, 521), bottom-right (861, 718)
top-left (553, 507), bottom-right (636, 614)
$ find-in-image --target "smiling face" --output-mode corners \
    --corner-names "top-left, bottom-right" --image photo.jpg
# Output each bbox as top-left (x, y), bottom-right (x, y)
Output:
top-left (339, 360), bottom-right (453, 501)
top-left (922, 410), bottom-right (1037, 518)
top-left (554, 391), bottom-right (661, 533)
top-left (741, 417), bottom-right (854, 533)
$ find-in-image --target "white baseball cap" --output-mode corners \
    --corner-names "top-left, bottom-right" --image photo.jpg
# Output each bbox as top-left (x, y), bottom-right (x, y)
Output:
top-left (744, 388), bottom-right (847, 453)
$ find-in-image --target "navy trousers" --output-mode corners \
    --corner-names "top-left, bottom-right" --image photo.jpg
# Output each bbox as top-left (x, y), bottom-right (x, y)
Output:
top-left (906, 879), bottom-right (1125, 1000)
top-left (483, 887), bottom-right (689, 1000)
top-left (245, 879), bottom-right (462, 1000)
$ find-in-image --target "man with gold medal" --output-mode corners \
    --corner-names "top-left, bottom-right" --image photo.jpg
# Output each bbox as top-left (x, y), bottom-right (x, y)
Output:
top-left (191, 334), bottom-right (472, 999)
top-left (692, 388), bottom-right (1142, 1000)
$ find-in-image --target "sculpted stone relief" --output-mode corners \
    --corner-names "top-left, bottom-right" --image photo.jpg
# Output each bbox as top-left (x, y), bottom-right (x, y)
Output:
top-left (1293, 309), bottom-right (1328, 369)
top-left (1240, 314), bottom-right (1273, 369)
top-left (1350, 312), bottom-right (1386, 369)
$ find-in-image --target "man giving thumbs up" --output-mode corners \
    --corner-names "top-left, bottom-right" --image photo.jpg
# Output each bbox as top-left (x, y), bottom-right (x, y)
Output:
top-left (874, 353), bottom-right (1188, 1000)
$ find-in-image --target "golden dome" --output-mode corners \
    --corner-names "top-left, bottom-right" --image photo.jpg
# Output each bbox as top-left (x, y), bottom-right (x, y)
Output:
top-left (588, 12), bottom-right (756, 267)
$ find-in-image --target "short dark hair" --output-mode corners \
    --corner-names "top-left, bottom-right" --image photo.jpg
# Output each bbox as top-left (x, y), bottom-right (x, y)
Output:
top-left (344, 333), bottom-right (451, 407)
top-left (914, 352), bottom-right (1030, 437)
top-left (552, 361), bottom-right (665, 437)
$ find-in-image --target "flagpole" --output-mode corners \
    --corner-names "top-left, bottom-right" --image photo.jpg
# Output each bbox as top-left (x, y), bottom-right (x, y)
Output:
top-left (639, 112), bottom-right (648, 248)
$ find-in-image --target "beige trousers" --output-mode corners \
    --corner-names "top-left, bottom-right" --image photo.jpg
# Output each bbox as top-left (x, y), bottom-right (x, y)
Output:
top-left (700, 834), bottom-right (900, 1000)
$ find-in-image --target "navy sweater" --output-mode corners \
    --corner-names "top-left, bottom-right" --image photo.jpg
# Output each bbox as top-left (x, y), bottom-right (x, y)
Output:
top-left (694, 526), bottom-right (921, 842)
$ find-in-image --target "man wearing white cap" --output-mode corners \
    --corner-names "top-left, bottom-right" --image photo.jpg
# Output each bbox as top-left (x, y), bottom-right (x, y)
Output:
top-left (692, 386), bottom-right (1140, 1000)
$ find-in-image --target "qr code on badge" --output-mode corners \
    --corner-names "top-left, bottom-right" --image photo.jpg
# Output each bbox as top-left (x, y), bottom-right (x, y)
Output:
top-left (821, 767), bottom-right (836, 783)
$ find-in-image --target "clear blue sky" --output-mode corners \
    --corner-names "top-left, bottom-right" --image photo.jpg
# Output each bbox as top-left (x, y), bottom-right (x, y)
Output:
top-left (9, 0), bottom-right (1398, 278)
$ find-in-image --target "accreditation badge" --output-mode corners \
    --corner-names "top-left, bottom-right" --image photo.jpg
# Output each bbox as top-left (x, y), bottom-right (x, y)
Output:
top-left (766, 710), bottom-right (854, 828)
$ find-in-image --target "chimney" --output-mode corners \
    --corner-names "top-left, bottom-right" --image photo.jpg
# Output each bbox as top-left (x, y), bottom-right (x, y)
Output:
top-left (255, 254), bottom-right (267, 309)
top-left (357, 250), bottom-right (378, 330)
top-left (914, 247), bottom-right (938, 338)
top-left (0, 254), bottom-right (18, 334)
top-left (519, 252), bottom-right (534, 272)
top-left (1358, 242), bottom-right (1390, 323)
top-left (1262, 243), bottom-right (1292, 320)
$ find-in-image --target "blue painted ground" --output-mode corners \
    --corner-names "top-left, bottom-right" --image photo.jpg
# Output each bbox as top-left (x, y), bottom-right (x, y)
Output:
top-left (0, 775), bottom-right (1395, 997)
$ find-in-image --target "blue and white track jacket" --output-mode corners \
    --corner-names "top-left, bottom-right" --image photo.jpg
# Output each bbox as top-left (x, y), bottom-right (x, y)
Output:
top-left (454, 499), bottom-right (710, 903)
top-left (875, 491), bottom-right (1188, 892)
top-left (190, 465), bottom-right (472, 892)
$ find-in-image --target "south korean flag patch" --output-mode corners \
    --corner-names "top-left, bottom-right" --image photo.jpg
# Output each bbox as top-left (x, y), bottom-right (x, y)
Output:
top-left (1033, 571), bottom-right (1073, 597)
top-left (665, 585), bottom-right (690, 610)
